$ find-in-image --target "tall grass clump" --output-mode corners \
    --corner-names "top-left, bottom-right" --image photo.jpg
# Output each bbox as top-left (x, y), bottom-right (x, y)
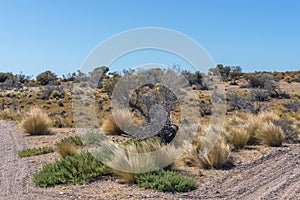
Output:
top-left (21, 106), bottom-right (51, 135)
top-left (256, 122), bottom-right (285, 147)
top-left (101, 109), bottom-right (134, 135)
top-left (227, 126), bottom-right (250, 149)
top-left (245, 116), bottom-right (262, 145)
top-left (181, 126), bottom-right (230, 169)
top-left (94, 138), bottom-right (180, 183)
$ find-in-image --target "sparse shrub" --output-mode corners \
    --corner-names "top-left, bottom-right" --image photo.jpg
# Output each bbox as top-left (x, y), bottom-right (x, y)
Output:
top-left (33, 152), bottom-right (110, 187)
top-left (18, 147), bottom-right (54, 158)
top-left (256, 122), bottom-right (285, 147)
top-left (101, 109), bottom-right (134, 135)
top-left (57, 143), bottom-right (79, 158)
top-left (21, 107), bottom-right (51, 135)
top-left (136, 169), bottom-right (198, 192)
top-left (283, 100), bottom-right (300, 112)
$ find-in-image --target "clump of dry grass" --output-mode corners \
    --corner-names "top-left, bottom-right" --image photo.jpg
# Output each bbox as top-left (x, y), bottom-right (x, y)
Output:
top-left (101, 109), bottom-right (134, 135)
top-left (181, 127), bottom-right (230, 169)
top-left (245, 116), bottom-right (262, 145)
top-left (258, 111), bottom-right (280, 122)
top-left (227, 126), bottom-right (250, 149)
top-left (97, 138), bottom-right (180, 183)
top-left (21, 106), bottom-right (51, 135)
top-left (197, 136), bottom-right (230, 169)
top-left (256, 122), bottom-right (285, 147)
top-left (57, 143), bottom-right (79, 158)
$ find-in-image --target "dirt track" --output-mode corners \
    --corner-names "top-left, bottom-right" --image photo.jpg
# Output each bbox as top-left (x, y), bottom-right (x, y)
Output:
top-left (0, 120), bottom-right (299, 200)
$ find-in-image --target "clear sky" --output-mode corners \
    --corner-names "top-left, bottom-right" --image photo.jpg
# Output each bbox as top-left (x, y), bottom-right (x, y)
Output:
top-left (0, 0), bottom-right (299, 76)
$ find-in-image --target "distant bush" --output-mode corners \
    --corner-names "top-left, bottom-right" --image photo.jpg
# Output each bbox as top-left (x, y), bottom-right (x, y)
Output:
top-left (21, 107), bottom-right (51, 135)
top-left (36, 70), bottom-right (58, 85)
top-left (249, 73), bottom-right (274, 89)
top-left (0, 72), bottom-right (12, 82)
top-left (283, 100), bottom-right (300, 112)
top-left (18, 147), bottom-right (54, 158)
top-left (102, 76), bottom-right (120, 95)
top-left (136, 169), bottom-right (198, 192)
top-left (33, 152), bottom-right (110, 187)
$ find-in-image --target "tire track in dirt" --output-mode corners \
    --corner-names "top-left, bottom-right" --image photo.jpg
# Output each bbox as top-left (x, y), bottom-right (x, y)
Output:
top-left (183, 144), bottom-right (300, 199)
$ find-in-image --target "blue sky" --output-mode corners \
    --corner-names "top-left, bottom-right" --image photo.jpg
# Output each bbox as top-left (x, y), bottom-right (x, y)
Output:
top-left (0, 0), bottom-right (299, 76)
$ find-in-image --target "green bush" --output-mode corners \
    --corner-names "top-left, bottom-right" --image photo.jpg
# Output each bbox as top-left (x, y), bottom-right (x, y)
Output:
top-left (36, 70), bottom-right (57, 85)
top-left (81, 132), bottom-right (107, 145)
top-left (33, 152), bottom-right (110, 187)
top-left (136, 169), bottom-right (198, 192)
top-left (60, 135), bottom-right (83, 146)
top-left (18, 147), bottom-right (54, 158)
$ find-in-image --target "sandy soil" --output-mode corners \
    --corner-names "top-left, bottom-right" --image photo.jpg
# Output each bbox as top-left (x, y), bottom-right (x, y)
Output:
top-left (0, 120), bottom-right (299, 200)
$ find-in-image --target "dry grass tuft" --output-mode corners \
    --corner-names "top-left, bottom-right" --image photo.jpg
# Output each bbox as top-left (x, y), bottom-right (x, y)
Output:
top-left (256, 122), bottom-right (285, 147)
top-left (227, 126), bottom-right (250, 149)
top-left (101, 109), bottom-right (134, 135)
top-left (245, 116), bottom-right (262, 145)
top-left (21, 106), bottom-right (51, 135)
top-left (181, 127), bottom-right (230, 169)
top-left (57, 143), bottom-right (79, 158)
top-left (258, 111), bottom-right (280, 122)
top-left (99, 138), bottom-right (180, 183)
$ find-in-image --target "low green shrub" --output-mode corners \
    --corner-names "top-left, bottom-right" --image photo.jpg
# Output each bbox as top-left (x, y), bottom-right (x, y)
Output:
top-left (33, 152), bottom-right (110, 187)
top-left (136, 169), bottom-right (198, 192)
top-left (60, 135), bottom-right (83, 146)
top-left (18, 147), bottom-right (54, 158)
top-left (81, 132), bottom-right (107, 145)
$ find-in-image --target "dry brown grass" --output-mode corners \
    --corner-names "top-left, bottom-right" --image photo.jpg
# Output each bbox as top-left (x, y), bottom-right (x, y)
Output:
top-left (245, 115), bottom-right (262, 145)
top-left (57, 143), bottom-right (79, 158)
top-left (104, 138), bottom-right (180, 183)
top-left (256, 122), bottom-right (285, 147)
top-left (258, 111), bottom-right (280, 122)
top-left (101, 109), bottom-right (134, 135)
top-left (21, 106), bottom-right (51, 135)
top-left (227, 126), bottom-right (250, 149)
top-left (181, 127), bottom-right (230, 169)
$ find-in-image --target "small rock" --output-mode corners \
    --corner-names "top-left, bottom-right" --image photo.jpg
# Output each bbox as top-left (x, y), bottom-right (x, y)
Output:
top-left (59, 192), bottom-right (64, 195)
